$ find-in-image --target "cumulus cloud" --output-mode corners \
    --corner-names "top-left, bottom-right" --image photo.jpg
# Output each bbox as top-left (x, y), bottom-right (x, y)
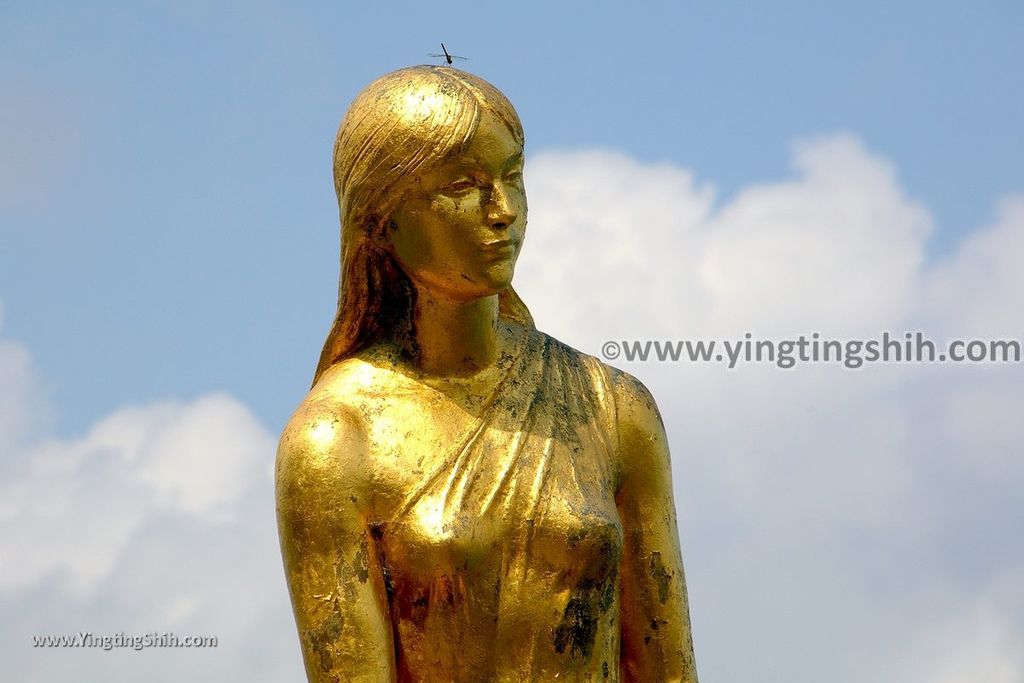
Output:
top-left (1, 395), bottom-right (274, 596)
top-left (1, 132), bottom-right (1021, 681)
top-left (0, 306), bottom-right (302, 680)
top-left (924, 195), bottom-right (1024, 337)
top-left (519, 132), bottom-right (936, 340)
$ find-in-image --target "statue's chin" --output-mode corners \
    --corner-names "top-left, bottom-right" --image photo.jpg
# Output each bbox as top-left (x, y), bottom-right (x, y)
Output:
top-left (412, 276), bottom-right (513, 304)
top-left (437, 265), bottom-right (516, 300)
top-left (479, 261), bottom-right (516, 291)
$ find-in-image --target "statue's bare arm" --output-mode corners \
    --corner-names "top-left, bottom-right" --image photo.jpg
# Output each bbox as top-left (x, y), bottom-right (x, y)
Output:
top-left (275, 398), bottom-right (396, 682)
top-left (613, 370), bottom-right (699, 683)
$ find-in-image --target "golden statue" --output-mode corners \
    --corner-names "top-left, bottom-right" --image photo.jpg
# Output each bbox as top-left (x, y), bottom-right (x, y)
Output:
top-left (276, 65), bottom-right (698, 682)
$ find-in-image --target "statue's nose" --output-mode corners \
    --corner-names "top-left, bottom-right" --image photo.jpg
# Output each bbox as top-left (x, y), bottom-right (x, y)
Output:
top-left (486, 181), bottom-right (517, 229)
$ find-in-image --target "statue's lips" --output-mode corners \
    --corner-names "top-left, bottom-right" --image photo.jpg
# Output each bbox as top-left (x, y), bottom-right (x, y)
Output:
top-left (479, 239), bottom-right (519, 258)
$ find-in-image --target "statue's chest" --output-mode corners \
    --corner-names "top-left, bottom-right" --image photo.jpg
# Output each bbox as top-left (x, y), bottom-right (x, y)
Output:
top-left (371, 405), bottom-right (621, 586)
top-left (384, 461), bottom-right (623, 584)
top-left (361, 361), bottom-right (622, 588)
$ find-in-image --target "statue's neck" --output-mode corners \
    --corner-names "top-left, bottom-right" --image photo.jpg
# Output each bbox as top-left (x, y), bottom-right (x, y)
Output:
top-left (411, 288), bottom-right (501, 376)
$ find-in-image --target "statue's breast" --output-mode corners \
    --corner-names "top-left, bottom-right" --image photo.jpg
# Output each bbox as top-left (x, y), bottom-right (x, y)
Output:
top-left (375, 434), bottom-right (624, 679)
top-left (384, 470), bottom-right (623, 585)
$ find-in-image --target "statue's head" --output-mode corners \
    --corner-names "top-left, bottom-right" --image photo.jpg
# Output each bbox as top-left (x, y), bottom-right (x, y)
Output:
top-left (315, 66), bottom-right (533, 383)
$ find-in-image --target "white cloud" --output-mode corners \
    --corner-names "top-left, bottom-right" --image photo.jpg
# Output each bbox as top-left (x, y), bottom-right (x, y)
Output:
top-left (0, 395), bottom-right (274, 596)
top-left (517, 149), bottom-right (714, 339)
top-left (924, 195), bottom-right (1024, 337)
top-left (890, 589), bottom-right (1024, 683)
top-left (699, 133), bottom-right (931, 335)
top-left (0, 302), bottom-right (301, 680)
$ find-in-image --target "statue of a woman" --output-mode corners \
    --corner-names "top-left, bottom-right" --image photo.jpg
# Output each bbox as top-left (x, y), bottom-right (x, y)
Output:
top-left (276, 65), bottom-right (698, 682)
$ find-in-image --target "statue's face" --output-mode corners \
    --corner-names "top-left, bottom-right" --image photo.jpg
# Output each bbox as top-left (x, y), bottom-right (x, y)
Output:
top-left (388, 110), bottom-right (526, 300)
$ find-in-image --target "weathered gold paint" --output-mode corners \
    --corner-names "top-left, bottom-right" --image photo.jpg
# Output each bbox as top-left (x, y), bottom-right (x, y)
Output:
top-left (276, 65), bottom-right (698, 682)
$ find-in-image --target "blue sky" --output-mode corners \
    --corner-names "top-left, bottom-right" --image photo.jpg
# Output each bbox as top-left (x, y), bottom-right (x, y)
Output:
top-left (2, 2), bottom-right (1023, 681)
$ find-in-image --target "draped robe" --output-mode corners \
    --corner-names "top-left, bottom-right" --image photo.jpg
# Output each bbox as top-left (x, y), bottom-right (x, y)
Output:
top-left (371, 329), bottom-right (625, 681)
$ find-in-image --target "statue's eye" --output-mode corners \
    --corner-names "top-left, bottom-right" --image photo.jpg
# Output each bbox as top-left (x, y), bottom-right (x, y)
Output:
top-left (442, 178), bottom-right (477, 195)
top-left (504, 169), bottom-right (523, 182)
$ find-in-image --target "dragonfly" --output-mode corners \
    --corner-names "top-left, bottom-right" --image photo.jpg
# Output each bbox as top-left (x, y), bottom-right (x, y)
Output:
top-left (428, 43), bottom-right (468, 65)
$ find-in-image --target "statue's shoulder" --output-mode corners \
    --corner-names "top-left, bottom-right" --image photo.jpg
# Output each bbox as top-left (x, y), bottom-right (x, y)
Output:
top-left (603, 364), bottom-right (670, 481)
top-left (604, 365), bottom-right (661, 422)
top-left (285, 356), bottom-right (381, 432)
top-left (529, 328), bottom-right (655, 407)
top-left (532, 328), bottom-right (667, 449)
top-left (308, 354), bottom-right (399, 406)
top-left (276, 359), bottom-right (379, 515)
top-left (528, 327), bottom-right (607, 370)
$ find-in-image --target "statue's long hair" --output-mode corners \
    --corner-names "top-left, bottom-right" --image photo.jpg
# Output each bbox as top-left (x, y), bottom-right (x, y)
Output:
top-left (313, 66), bottom-right (535, 386)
